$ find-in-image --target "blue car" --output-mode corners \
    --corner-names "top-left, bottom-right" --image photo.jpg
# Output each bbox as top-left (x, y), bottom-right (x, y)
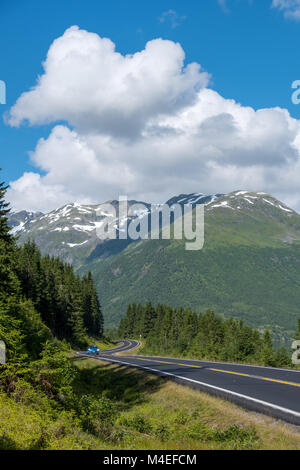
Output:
top-left (87, 344), bottom-right (100, 355)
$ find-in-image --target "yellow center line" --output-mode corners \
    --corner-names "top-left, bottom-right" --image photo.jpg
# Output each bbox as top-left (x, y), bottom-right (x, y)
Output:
top-left (209, 368), bottom-right (300, 388)
top-left (210, 368), bottom-right (250, 377)
top-left (177, 363), bottom-right (203, 368)
top-left (261, 377), bottom-right (300, 387)
top-left (136, 358), bottom-right (175, 365)
top-left (136, 358), bottom-right (203, 367)
top-left (134, 357), bottom-right (202, 367)
top-left (124, 357), bottom-right (300, 388)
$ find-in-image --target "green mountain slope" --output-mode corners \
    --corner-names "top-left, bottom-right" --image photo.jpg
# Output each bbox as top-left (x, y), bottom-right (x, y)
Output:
top-left (78, 191), bottom-right (300, 344)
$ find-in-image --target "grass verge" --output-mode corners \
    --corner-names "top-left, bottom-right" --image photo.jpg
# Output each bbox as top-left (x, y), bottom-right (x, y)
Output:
top-left (71, 357), bottom-right (300, 450)
top-left (1, 356), bottom-right (300, 450)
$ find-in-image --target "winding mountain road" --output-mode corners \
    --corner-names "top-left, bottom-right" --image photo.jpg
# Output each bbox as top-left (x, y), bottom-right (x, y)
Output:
top-left (77, 340), bottom-right (300, 426)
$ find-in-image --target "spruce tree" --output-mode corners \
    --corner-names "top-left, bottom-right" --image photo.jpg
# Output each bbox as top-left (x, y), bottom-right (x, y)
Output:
top-left (0, 171), bottom-right (12, 244)
top-left (260, 330), bottom-right (275, 366)
top-left (295, 318), bottom-right (300, 340)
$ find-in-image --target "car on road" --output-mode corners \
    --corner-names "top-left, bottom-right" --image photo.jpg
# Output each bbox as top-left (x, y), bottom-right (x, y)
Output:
top-left (87, 344), bottom-right (100, 355)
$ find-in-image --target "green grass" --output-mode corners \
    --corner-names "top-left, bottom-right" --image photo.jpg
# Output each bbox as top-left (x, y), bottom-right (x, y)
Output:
top-left (2, 356), bottom-right (300, 449)
top-left (0, 391), bottom-right (99, 450)
top-left (67, 357), bottom-right (300, 450)
top-left (89, 338), bottom-right (119, 351)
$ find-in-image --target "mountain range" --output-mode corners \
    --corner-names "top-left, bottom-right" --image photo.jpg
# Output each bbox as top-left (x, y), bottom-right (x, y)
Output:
top-left (8, 193), bottom-right (220, 267)
top-left (8, 191), bottom-right (300, 345)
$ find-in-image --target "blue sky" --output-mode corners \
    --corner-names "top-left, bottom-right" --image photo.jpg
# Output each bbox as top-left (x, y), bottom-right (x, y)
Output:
top-left (1, 0), bottom-right (300, 211)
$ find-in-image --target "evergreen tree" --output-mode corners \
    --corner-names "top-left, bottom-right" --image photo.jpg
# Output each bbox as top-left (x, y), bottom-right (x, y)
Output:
top-left (0, 172), bottom-right (13, 244)
top-left (119, 301), bottom-right (284, 367)
top-left (141, 301), bottom-right (157, 337)
top-left (295, 318), bottom-right (300, 340)
top-left (259, 330), bottom-right (275, 366)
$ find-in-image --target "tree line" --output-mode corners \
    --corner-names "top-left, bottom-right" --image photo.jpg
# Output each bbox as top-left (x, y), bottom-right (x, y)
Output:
top-left (0, 174), bottom-right (103, 371)
top-left (118, 302), bottom-right (292, 367)
top-left (15, 241), bottom-right (103, 347)
top-left (0, 172), bottom-right (128, 450)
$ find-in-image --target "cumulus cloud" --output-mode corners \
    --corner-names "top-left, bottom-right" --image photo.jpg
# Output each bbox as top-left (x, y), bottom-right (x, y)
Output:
top-left (6, 26), bottom-right (300, 212)
top-left (272, 0), bottom-right (300, 19)
top-left (8, 26), bottom-right (208, 137)
top-left (7, 172), bottom-right (82, 213)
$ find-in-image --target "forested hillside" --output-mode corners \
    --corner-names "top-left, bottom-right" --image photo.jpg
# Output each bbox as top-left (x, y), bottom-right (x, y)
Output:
top-left (0, 172), bottom-right (116, 449)
top-left (9, 189), bottom-right (300, 346)
top-left (14, 241), bottom-right (103, 346)
top-left (118, 302), bottom-right (293, 367)
top-left (1, 234), bottom-right (103, 365)
top-left (1, 170), bottom-right (299, 450)
top-left (0, 167), bottom-right (104, 365)
top-left (83, 191), bottom-right (300, 345)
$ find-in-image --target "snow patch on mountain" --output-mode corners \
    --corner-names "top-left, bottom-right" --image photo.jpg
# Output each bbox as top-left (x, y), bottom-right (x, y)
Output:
top-left (207, 190), bottom-right (295, 215)
top-left (10, 221), bottom-right (26, 235)
top-left (210, 201), bottom-right (234, 209)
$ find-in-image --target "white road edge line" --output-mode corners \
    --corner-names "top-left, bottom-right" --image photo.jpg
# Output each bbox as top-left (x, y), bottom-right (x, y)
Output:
top-left (93, 355), bottom-right (300, 419)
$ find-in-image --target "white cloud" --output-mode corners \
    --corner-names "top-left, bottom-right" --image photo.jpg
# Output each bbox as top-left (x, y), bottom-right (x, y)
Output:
top-left (217, 0), bottom-right (254, 14)
top-left (8, 26), bottom-right (208, 137)
top-left (7, 172), bottom-right (80, 214)
top-left (218, 1), bottom-right (300, 21)
top-left (218, 0), bottom-right (229, 13)
top-left (272, 0), bottom-right (300, 20)
top-left (6, 26), bottom-right (300, 213)
top-left (158, 10), bottom-right (187, 28)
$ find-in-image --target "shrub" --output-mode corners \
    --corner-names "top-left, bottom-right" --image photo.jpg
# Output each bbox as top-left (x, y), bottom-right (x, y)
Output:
top-left (214, 424), bottom-right (258, 448)
top-left (154, 423), bottom-right (170, 441)
top-left (79, 394), bottom-right (117, 437)
top-left (120, 414), bottom-right (152, 434)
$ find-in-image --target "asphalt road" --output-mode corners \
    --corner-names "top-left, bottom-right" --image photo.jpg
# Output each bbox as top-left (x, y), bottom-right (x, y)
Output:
top-left (78, 340), bottom-right (300, 426)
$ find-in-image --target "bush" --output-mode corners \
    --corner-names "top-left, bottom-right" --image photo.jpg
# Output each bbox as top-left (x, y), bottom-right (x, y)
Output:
top-left (214, 424), bottom-right (258, 448)
top-left (174, 409), bottom-right (189, 425)
top-left (30, 341), bottom-right (77, 399)
top-left (154, 423), bottom-right (170, 441)
top-left (79, 394), bottom-right (117, 437)
top-left (119, 414), bottom-right (152, 434)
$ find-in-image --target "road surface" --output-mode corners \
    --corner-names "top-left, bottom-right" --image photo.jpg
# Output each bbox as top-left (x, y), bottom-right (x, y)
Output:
top-left (77, 340), bottom-right (300, 426)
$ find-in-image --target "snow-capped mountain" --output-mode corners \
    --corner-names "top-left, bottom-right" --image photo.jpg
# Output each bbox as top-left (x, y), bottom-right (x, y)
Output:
top-left (206, 190), bottom-right (296, 214)
top-left (166, 193), bottom-right (223, 207)
top-left (8, 200), bottom-right (151, 266)
top-left (7, 190), bottom-right (299, 267)
top-left (7, 193), bottom-right (220, 266)
top-left (8, 190), bottom-right (300, 341)
top-left (9, 210), bottom-right (44, 235)
top-left (75, 190), bottom-right (300, 340)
